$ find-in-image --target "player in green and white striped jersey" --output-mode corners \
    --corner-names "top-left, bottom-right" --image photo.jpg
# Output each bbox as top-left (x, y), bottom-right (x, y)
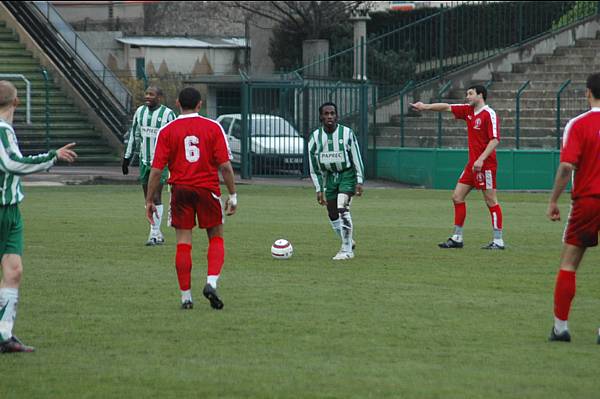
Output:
top-left (308, 102), bottom-right (364, 260)
top-left (0, 81), bottom-right (77, 353)
top-left (122, 86), bottom-right (176, 246)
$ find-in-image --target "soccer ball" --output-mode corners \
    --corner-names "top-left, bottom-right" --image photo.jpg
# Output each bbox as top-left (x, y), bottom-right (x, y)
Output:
top-left (271, 239), bottom-right (293, 259)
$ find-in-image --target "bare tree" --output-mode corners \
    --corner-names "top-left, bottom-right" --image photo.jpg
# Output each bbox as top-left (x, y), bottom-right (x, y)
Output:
top-left (231, 2), bottom-right (367, 38)
top-left (230, 1), bottom-right (371, 70)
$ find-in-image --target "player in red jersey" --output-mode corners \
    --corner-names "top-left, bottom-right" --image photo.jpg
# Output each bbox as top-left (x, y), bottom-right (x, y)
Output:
top-left (145, 87), bottom-right (237, 310)
top-left (410, 85), bottom-right (504, 250)
top-left (547, 73), bottom-right (600, 343)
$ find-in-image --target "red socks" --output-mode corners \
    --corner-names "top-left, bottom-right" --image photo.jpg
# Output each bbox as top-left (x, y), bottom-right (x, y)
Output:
top-left (488, 204), bottom-right (503, 230)
top-left (175, 238), bottom-right (224, 290)
top-left (554, 269), bottom-right (576, 321)
top-left (207, 236), bottom-right (225, 277)
top-left (454, 202), bottom-right (466, 227)
top-left (175, 243), bottom-right (192, 291)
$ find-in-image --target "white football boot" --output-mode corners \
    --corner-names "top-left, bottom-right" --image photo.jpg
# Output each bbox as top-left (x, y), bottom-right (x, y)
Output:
top-left (332, 251), bottom-right (354, 260)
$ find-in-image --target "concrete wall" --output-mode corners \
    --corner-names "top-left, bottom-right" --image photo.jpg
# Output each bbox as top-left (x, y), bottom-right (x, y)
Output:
top-left (77, 31), bottom-right (125, 71)
top-left (58, 2), bottom-right (277, 77)
top-left (52, 1), bottom-right (144, 23)
top-left (374, 15), bottom-right (600, 124)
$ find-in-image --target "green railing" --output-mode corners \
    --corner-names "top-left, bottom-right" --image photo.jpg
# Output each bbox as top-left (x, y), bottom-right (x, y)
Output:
top-left (556, 79), bottom-right (571, 149)
top-left (437, 81), bottom-right (452, 148)
top-left (41, 68), bottom-right (50, 152)
top-left (398, 80), bottom-right (415, 148)
top-left (515, 80), bottom-right (530, 150)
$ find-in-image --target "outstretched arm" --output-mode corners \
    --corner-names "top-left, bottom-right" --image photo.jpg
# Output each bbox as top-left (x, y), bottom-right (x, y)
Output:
top-left (410, 102), bottom-right (452, 113)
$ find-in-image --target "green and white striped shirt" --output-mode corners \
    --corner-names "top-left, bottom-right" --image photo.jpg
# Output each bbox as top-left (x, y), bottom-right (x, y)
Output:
top-left (308, 124), bottom-right (365, 192)
top-left (124, 104), bottom-right (176, 165)
top-left (0, 120), bottom-right (57, 206)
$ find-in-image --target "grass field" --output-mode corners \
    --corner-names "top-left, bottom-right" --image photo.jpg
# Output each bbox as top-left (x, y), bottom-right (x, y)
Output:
top-left (2, 184), bottom-right (600, 398)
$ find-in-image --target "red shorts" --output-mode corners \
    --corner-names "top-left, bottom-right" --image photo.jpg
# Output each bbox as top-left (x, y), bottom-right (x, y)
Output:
top-left (169, 185), bottom-right (223, 230)
top-left (458, 165), bottom-right (496, 190)
top-left (563, 197), bottom-right (600, 247)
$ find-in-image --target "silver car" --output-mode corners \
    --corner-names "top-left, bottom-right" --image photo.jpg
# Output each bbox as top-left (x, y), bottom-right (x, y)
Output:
top-left (216, 114), bottom-right (305, 173)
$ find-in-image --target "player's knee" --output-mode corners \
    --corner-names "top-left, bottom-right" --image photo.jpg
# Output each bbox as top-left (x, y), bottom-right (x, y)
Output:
top-left (485, 198), bottom-right (498, 208)
top-left (2, 258), bottom-right (22, 283)
top-left (452, 195), bottom-right (464, 204)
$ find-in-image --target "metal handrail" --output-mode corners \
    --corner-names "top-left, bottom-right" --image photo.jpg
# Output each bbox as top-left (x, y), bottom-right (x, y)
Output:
top-left (0, 74), bottom-right (30, 124)
top-left (31, 1), bottom-right (132, 112)
top-left (556, 79), bottom-right (571, 149)
top-left (437, 80), bottom-right (452, 148)
top-left (515, 80), bottom-right (530, 150)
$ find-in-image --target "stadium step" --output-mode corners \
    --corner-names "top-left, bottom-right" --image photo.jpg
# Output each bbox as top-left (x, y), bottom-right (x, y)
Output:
top-left (386, 30), bottom-right (597, 150)
top-left (0, 25), bottom-right (120, 165)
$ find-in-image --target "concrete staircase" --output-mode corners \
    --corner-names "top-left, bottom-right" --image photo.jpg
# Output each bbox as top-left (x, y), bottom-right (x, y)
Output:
top-left (378, 35), bottom-right (600, 149)
top-left (0, 21), bottom-right (120, 164)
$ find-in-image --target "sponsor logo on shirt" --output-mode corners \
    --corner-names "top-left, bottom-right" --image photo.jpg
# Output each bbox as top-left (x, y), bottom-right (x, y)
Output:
top-left (320, 151), bottom-right (345, 164)
top-left (141, 127), bottom-right (159, 137)
top-left (474, 118), bottom-right (482, 130)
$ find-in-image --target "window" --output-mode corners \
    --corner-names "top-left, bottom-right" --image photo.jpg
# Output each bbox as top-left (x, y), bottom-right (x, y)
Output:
top-left (230, 120), bottom-right (242, 139)
top-left (219, 117), bottom-right (232, 134)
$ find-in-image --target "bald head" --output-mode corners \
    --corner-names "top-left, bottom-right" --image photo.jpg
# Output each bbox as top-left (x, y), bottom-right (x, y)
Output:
top-left (0, 81), bottom-right (17, 109)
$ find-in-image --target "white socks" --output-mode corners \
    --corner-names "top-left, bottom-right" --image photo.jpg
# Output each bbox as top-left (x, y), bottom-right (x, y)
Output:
top-left (181, 289), bottom-right (192, 303)
top-left (150, 204), bottom-right (164, 237)
top-left (329, 218), bottom-right (342, 238)
top-left (0, 288), bottom-right (18, 341)
top-left (207, 275), bottom-right (219, 289)
top-left (340, 211), bottom-right (353, 253)
top-left (554, 317), bottom-right (568, 334)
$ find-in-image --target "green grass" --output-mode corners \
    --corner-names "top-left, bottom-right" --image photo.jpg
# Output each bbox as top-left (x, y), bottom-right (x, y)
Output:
top-left (2, 185), bottom-right (600, 399)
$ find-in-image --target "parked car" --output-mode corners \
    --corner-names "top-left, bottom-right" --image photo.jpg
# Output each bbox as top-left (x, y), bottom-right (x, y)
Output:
top-left (216, 114), bottom-right (305, 174)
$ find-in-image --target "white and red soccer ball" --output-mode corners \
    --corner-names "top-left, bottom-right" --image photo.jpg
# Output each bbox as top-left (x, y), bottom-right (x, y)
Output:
top-left (271, 239), bottom-right (293, 259)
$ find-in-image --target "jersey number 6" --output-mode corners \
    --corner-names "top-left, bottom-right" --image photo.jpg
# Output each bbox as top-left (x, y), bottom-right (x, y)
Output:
top-left (184, 136), bottom-right (200, 162)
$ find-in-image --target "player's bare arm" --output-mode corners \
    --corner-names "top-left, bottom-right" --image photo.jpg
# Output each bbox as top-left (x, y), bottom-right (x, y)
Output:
top-left (145, 167), bottom-right (162, 224)
top-left (219, 161), bottom-right (237, 216)
top-left (472, 139), bottom-right (499, 172)
top-left (547, 162), bottom-right (575, 221)
top-left (409, 102), bottom-right (452, 112)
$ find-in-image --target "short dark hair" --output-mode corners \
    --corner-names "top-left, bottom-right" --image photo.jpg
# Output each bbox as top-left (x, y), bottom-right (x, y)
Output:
top-left (586, 73), bottom-right (600, 100)
top-left (467, 85), bottom-right (487, 101)
top-left (319, 102), bottom-right (338, 115)
top-left (178, 87), bottom-right (201, 110)
top-left (145, 86), bottom-right (163, 97)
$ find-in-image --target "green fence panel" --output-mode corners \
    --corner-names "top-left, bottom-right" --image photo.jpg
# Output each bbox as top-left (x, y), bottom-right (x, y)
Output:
top-left (374, 148), bottom-right (564, 190)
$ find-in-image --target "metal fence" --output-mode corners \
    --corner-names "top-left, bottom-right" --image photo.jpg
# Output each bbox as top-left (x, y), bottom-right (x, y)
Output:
top-left (237, 74), bottom-right (369, 179)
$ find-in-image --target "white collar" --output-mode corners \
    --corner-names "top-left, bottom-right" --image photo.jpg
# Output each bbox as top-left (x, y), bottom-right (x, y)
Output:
top-left (474, 105), bottom-right (488, 116)
top-left (177, 113), bottom-right (199, 119)
top-left (591, 107), bottom-right (600, 112)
